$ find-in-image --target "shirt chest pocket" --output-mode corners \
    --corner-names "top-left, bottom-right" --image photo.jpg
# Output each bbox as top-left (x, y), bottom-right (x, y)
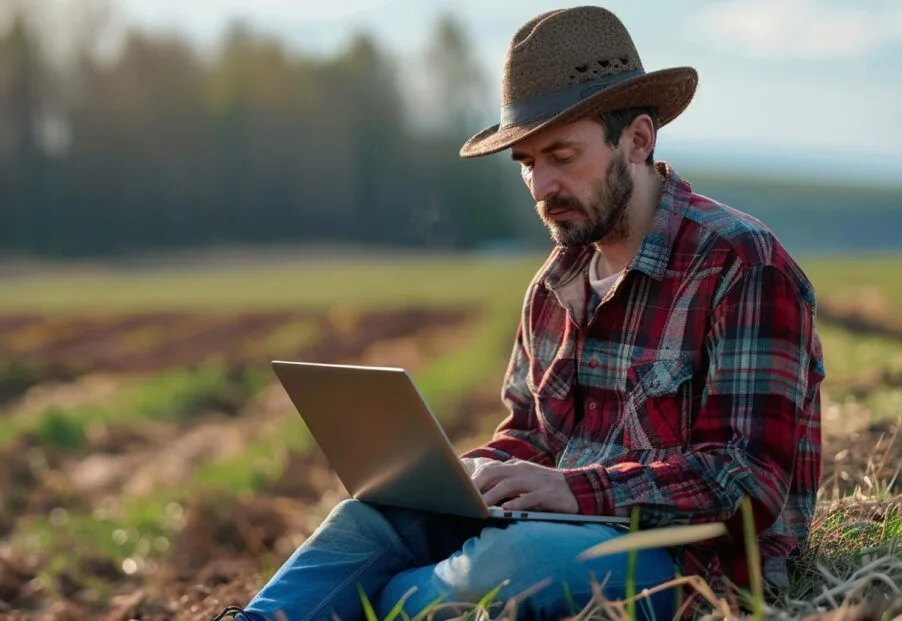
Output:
top-left (623, 356), bottom-right (694, 449)
top-left (526, 354), bottom-right (574, 401)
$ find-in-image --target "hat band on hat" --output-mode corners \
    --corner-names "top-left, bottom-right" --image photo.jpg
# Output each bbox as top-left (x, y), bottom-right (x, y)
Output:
top-left (499, 68), bottom-right (644, 129)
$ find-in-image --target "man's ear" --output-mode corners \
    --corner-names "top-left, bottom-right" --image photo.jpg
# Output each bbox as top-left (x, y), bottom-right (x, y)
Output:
top-left (626, 114), bottom-right (656, 164)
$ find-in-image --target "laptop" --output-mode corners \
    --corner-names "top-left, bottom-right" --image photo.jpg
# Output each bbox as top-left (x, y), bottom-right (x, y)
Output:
top-left (271, 360), bottom-right (629, 525)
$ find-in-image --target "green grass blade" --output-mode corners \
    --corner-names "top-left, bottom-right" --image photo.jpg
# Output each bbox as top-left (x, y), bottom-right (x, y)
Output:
top-left (382, 587), bottom-right (417, 621)
top-left (475, 579), bottom-right (510, 615)
top-left (741, 496), bottom-right (764, 621)
top-left (673, 569), bottom-right (684, 619)
top-left (357, 584), bottom-right (379, 621)
top-left (410, 595), bottom-right (447, 621)
top-left (562, 580), bottom-right (577, 616)
top-left (626, 506), bottom-right (640, 621)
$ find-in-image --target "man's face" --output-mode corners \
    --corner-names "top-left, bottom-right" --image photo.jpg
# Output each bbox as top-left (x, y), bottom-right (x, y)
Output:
top-left (511, 118), bottom-right (634, 247)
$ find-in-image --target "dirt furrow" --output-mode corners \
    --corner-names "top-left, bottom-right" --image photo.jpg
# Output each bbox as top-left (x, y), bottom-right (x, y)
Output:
top-left (818, 301), bottom-right (902, 342)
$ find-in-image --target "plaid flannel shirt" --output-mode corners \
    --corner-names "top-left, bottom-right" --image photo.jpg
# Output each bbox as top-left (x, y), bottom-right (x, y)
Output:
top-left (463, 162), bottom-right (824, 593)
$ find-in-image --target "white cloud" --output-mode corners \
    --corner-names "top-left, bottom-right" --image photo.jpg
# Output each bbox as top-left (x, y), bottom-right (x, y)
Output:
top-left (689, 0), bottom-right (902, 60)
top-left (662, 69), bottom-right (902, 157)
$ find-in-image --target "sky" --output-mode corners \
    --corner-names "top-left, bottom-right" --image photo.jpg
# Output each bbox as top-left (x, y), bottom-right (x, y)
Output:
top-left (114, 0), bottom-right (902, 183)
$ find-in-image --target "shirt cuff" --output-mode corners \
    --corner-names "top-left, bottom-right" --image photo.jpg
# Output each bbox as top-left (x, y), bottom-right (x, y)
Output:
top-left (562, 466), bottom-right (615, 515)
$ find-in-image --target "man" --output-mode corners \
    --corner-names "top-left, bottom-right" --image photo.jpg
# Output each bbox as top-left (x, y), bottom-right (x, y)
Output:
top-left (217, 6), bottom-right (824, 621)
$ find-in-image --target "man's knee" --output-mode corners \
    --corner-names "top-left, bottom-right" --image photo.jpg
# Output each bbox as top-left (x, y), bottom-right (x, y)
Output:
top-left (462, 520), bottom-right (597, 569)
top-left (319, 498), bottom-right (377, 529)
top-left (329, 498), bottom-right (370, 520)
top-left (435, 521), bottom-right (580, 600)
top-left (312, 499), bottom-right (394, 546)
top-left (435, 521), bottom-right (673, 603)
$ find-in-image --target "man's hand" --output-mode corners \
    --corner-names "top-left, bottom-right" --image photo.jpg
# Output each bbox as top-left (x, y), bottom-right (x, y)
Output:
top-left (472, 460), bottom-right (579, 514)
top-left (460, 457), bottom-right (497, 476)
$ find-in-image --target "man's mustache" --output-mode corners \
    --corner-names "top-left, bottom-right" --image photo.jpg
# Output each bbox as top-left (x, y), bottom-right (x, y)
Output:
top-left (538, 196), bottom-right (582, 216)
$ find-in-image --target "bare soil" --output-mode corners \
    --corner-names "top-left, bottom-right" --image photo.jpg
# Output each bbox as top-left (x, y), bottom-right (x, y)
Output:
top-left (0, 308), bottom-right (478, 619)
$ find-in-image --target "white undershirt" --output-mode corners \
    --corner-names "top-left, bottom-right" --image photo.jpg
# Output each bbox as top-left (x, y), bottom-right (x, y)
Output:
top-left (588, 251), bottom-right (623, 299)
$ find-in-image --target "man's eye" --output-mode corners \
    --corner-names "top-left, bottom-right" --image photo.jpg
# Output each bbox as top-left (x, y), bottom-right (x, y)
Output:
top-left (553, 153), bottom-right (573, 164)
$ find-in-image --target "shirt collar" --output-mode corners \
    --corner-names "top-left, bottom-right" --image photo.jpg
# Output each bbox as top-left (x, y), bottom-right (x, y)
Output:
top-left (539, 161), bottom-right (692, 291)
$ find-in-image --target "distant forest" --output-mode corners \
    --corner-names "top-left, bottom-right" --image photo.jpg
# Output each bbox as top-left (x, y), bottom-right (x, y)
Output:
top-left (2, 1), bottom-right (900, 258)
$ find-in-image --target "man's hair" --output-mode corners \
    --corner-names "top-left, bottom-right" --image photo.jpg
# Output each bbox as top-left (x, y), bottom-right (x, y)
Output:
top-left (596, 107), bottom-right (659, 165)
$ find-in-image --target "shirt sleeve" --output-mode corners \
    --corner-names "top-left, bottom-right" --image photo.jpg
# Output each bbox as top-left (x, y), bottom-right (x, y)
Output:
top-left (562, 264), bottom-right (821, 533)
top-left (461, 321), bottom-right (555, 466)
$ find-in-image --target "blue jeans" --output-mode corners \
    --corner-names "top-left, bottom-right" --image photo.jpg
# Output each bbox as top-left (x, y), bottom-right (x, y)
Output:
top-left (237, 499), bottom-right (675, 621)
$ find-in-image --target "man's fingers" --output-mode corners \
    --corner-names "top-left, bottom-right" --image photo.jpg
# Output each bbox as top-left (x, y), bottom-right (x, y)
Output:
top-left (500, 490), bottom-right (547, 512)
top-left (472, 461), bottom-right (519, 492)
top-left (481, 476), bottom-right (533, 507)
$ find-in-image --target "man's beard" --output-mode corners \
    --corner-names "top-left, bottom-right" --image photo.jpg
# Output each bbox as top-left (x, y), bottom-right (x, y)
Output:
top-left (537, 153), bottom-right (634, 248)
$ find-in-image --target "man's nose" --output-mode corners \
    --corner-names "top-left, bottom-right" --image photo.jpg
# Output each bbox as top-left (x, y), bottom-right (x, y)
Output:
top-left (529, 165), bottom-right (560, 202)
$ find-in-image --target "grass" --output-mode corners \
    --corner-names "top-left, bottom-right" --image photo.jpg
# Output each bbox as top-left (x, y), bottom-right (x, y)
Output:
top-left (192, 414), bottom-right (314, 493)
top-left (817, 323), bottom-right (902, 390)
top-left (126, 362), bottom-right (270, 422)
top-left (775, 495), bottom-right (902, 618)
top-left (0, 363), bottom-right (269, 451)
top-left (347, 492), bottom-right (901, 621)
top-left (243, 319), bottom-right (320, 358)
top-left (0, 252), bottom-right (899, 312)
top-left (802, 254), bottom-right (902, 306)
top-left (0, 255), bottom-right (543, 313)
top-left (14, 494), bottom-right (184, 580)
top-left (626, 507), bottom-right (640, 621)
top-left (0, 361), bottom-right (45, 402)
top-left (741, 498), bottom-right (765, 621)
top-left (411, 298), bottom-right (518, 420)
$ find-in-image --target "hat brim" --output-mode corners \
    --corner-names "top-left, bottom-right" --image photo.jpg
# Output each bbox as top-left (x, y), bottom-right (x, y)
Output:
top-left (459, 66), bottom-right (698, 159)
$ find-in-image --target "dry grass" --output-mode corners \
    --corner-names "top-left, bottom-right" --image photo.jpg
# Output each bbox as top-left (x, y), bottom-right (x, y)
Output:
top-left (372, 495), bottom-right (901, 621)
top-left (361, 435), bottom-right (902, 621)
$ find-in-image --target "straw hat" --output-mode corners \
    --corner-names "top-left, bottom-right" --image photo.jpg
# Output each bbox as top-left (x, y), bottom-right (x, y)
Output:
top-left (460, 6), bottom-right (698, 158)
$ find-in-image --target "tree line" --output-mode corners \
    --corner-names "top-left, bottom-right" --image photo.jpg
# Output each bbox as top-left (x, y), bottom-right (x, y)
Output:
top-left (0, 1), bottom-right (539, 258)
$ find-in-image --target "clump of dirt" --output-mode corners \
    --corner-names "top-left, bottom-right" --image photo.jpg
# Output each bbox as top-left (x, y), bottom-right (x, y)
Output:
top-left (302, 308), bottom-right (471, 365)
top-left (822, 417), bottom-right (900, 499)
top-left (0, 313), bottom-right (43, 333)
top-left (172, 493), bottom-right (312, 573)
top-left (0, 552), bottom-right (42, 614)
top-left (0, 429), bottom-right (99, 533)
top-left (819, 297), bottom-right (902, 337)
top-left (840, 370), bottom-right (902, 401)
top-left (443, 388), bottom-right (505, 446)
top-left (0, 438), bottom-right (46, 537)
top-left (140, 558), bottom-right (265, 621)
top-left (0, 362), bottom-right (77, 409)
top-left (6, 374), bottom-right (123, 418)
top-left (65, 420), bottom-right (246, 500)
top-left (268, 449), bottom-right (343, 504)
top-left (84, 420), bottom-right (167, 455)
